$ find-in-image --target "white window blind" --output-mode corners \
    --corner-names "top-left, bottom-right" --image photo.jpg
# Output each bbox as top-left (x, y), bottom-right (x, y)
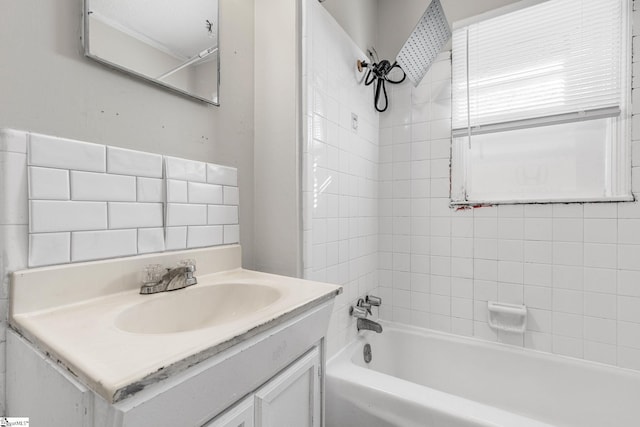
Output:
top-left (451, 0), bottom-right (631, 204)
top-left (452, 0), bottom-right (623, 134)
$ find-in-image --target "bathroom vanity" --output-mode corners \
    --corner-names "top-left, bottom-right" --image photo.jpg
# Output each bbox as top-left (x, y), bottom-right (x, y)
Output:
top-left (6, 245), bottom-right (341, 426)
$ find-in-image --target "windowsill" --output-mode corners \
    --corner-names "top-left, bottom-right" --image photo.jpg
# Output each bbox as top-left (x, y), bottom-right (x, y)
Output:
top-left (450, 194), bottom-right (636, 207)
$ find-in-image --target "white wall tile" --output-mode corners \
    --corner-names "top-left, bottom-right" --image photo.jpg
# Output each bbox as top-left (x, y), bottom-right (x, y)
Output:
top-left (70, 171), bottom-right (136, 202)
top-left (165, 226), bottom-right (187, 250)
top-left (187, 225), bottom-right (223, 248)
top-left (108, 202), bottom-right (163, 229)
top-left (166, 203), bottom-right (207, 226)
top-left (28, 167), bottom-right (69, 200)
top-left (618, 296), bottom-right (640, 323)
top-left (223, 186), bottom-right (240, 205)
top-left (224, 225), bottom-right (240, 244)
top-left (584, 292), bottom-right (617, 319)
top-left (0, 152), bottom-right (28, 225)
top-left (138, 228), bottom-right (165, 254)
top-left (71, 229), bottom-right (137, 262)
top-left (107, 146), bottom-right (163, 178)
top-left (188, 182), bottom-right (222, 204)
top-left (165, 156), bottom-right (206, 182)
top-left (137, 177), bottom-right (164, 203)
top-left (29, 232), bottom-right (70, 267)
top-left (30, 200), bottom-right (107, 232)
top-left (167, 179), bottom-right (188, 203)
top-left (208, 205), bottom-right (239, 225)
top-left (207, 164), bottom-right (238, 186)
top-left (29, 133), bottom-right (105, 172)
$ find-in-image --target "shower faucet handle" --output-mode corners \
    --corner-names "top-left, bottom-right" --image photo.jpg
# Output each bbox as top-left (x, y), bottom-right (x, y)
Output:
top-left (356, 297), bottom-right (373, 315)
top-left (350, 305), bottom-right (368, 319)
top-left (366, 295), bottom-right (382, 307)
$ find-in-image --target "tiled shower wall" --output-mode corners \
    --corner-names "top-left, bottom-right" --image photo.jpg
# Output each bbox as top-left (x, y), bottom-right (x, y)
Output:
top-left (301, 0), bottom-right (380, 356)
top-left (378, 19), bottom-right (640, 370)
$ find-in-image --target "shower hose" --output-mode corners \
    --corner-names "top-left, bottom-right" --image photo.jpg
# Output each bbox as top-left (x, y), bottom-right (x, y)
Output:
top-left (364, 60), bottom-right (406, 112)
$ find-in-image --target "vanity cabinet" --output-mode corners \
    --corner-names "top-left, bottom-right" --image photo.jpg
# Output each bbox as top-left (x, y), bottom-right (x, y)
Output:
top-left (7, 299), bottom-right (334, 427)
top-left (208, 347), bottom-right (321, 427)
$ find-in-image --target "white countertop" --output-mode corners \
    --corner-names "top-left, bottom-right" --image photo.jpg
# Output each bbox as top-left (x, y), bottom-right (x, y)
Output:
top-left (10, 246), bottom-right (341, 403)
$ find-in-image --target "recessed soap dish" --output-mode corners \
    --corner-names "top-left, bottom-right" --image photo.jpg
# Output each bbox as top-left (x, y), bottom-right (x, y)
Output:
top-left (487, 301), bottom-right (527, 333)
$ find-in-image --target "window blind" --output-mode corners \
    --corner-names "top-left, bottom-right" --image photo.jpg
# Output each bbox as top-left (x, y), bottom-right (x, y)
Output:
top-left (452, 0), bottom-right (624, 134)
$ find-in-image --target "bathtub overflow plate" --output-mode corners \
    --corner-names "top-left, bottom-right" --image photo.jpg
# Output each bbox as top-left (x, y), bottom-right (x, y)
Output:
top-left (363, 343), bottom-right (372, 364)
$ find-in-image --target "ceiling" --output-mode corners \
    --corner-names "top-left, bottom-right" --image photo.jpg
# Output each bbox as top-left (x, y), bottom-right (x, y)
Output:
top-left (89, 0), bottom-right (218, 59)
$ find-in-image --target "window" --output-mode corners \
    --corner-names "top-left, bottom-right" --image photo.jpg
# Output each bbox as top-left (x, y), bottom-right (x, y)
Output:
top-left (451, 0), bottom-right (631, 205)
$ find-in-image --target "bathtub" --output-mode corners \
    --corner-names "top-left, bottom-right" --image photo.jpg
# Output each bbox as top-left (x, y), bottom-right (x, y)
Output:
top-left (326, 322), bottom-right (640, 427)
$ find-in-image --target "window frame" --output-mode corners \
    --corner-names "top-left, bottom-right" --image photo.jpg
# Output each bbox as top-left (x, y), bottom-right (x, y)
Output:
top-left (449, 0), bottom-right (633, 206)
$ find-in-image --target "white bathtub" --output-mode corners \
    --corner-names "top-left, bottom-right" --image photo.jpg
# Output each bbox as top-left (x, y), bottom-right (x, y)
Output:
top-left (326, 322), bottom-right (640, 427)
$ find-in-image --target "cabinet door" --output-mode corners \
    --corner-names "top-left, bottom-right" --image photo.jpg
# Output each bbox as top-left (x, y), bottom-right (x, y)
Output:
top-left (204, 396), bottom-right (254, 427)
top-left (254, 347), bottom-right (321, 427)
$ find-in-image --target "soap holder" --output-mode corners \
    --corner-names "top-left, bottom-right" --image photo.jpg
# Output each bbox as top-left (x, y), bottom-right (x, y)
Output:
top-left (487, 301), bottom-right (527, 333)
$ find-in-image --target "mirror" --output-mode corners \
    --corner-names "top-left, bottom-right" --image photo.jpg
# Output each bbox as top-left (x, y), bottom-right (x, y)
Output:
top-left (84, 0), bottom-right (219, 105)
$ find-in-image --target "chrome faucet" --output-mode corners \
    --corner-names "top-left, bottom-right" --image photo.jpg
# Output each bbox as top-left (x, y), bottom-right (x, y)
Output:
top-left (140, 261), bottom-right (197, 294)
top-left (350, 295), bottom-right (383, 333)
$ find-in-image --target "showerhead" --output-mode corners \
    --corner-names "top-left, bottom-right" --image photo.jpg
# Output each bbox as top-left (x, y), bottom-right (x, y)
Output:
top-left (396, 0), bottom-right (451, 87)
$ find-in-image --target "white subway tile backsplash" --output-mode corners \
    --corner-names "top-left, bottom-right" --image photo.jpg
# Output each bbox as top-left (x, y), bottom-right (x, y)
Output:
top-left (188, 182), bottom-right (223, 205)
top-left (224, 186), bottom-right (240, 206)
top-left (207, 164), bottom-right (238, 186)
top-left (28, 167), bottom-right (69, 200)
top-left (136, 177), bottom-right (164, 203)
top-left (187, 225), bottom-right (223, 248)
top-left (165, 156), bottom-right (206, 182)
top-left (224, 225), bottom-right (240, 244)
top-left (29, 232), bottom-right (70, 267)
top-left (30, 200), bottom-right (107, 232)
top-left (208, 205), bottom-right (239, 225)
top-left (70, 171), bottom-right (136, 202)
top-left (138, 228), bottom-right (165, 254)
top-left (108, 202), bottom-right (163, 229)
top-left (167, 179), bottom-right (188, 203)
top-left (165, 226), bottom-right (187, 250)
top-left (71, 229), bottom-right (137, 262)
top-left (106, 147), bottom-right (163, 178)
top-left (166, 203), bottom-right (207, 226)
top-left (29, 133), bottom-right (105, 172)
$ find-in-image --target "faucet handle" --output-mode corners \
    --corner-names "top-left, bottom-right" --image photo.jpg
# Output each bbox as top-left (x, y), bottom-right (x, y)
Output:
top-left (366, 295), bottom-right (382, 307)
top-left (356, 297), bottom-right (373, 315)
top-left (178, 258), bottom-right (196, 273)
top-left (143, 264), bottom-right (164, 284)
top-left (350, 305), bottom-right (368, 319)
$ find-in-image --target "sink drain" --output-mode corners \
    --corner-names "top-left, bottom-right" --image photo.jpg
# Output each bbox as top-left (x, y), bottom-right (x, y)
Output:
top-left (363, 343), bottom-right (372, 364)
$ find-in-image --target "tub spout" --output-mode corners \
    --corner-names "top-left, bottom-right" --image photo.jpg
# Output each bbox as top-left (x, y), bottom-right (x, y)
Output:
top-left (357, 318), bottom-right (383, 333)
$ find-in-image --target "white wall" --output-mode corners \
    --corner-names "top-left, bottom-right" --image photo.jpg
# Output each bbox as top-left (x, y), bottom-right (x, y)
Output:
top-left (253, 0), bottom-right (302, 277)
top-left (319, 0), bottom-right (378, 55)
top-left (0, 0), bottom-right (255, 414)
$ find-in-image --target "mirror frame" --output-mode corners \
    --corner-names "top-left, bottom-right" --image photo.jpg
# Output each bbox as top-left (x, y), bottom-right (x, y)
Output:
top-left (82, 0), bottom-right (220, 106)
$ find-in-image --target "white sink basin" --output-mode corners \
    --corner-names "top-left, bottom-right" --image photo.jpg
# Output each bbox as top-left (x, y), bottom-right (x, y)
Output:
top-left (115, 283), bottom-right (282, 334)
